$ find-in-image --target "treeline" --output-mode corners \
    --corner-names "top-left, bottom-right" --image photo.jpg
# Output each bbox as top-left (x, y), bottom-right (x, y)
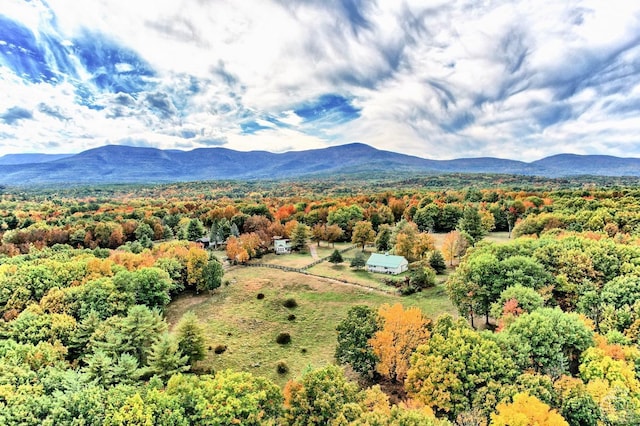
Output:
top-left (3, 183), bottom-right (640, 424)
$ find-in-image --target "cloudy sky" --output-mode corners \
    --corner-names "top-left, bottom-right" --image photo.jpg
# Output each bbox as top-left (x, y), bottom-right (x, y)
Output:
top-left (1, 0), bottom-right (639, 161)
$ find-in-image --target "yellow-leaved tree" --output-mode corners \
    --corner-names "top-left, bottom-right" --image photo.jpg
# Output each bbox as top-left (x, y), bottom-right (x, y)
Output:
top-left (490, 393), bottom-right (569, 426)
top-left (369, 303), bottom-right (430, 383)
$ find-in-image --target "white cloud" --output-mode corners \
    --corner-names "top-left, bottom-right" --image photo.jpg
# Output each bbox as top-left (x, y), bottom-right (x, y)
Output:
top-left (0, 0), bottom-right (640, 161)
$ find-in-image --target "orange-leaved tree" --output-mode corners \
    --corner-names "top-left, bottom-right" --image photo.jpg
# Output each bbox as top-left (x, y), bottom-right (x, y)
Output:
top-left (369, 303), bottom-right (430, 383)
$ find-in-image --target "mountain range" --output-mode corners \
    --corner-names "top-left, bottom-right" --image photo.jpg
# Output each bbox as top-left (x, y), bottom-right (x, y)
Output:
top-left (0, 143), bottom-right (639, 186)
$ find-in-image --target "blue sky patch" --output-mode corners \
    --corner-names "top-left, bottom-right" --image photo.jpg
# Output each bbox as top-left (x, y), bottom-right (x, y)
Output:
top-left (72, 30), bottom-right (156, 94)
top-left (293, 94), bottom-right (361, 124)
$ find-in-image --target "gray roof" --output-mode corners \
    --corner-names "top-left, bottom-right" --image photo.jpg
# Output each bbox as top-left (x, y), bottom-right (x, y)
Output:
top-left (366, 253), bottom-right (408, 268)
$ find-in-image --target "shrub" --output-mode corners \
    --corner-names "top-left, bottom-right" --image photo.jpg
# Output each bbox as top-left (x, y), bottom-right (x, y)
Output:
top-left (276, 361), bottom-right (289, 375)
top-left (328, 249), bottom-right (343, 264)
top-left (382, 277), bottom-right (404, 288)
top-left (350, 252), bottom-right (366, 269)
top-left (214, 344), bottom-right (227, 354)
top-left (428, 250), bottom-right (447, 274)
top-left (257, 293), bottom-right (265, 300)
top-left (288, 314), bottom-right (296, 321)
top-left (399, 285), bottom-right (417, 296)
top-left (283, 298), bottom-right (298, 308)
top-left (276, 332), bottom-right (291, 345)
top-left (301, 348), bottom-right (307, 354)
top-left (409, 267), bottom-right (436, 290)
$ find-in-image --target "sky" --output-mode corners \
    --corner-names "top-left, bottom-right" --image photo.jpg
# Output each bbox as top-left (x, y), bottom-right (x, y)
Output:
top-left (1, 0), bottom-right (640, 161)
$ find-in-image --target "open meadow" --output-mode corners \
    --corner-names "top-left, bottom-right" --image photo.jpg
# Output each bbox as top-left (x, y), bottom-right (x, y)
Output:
top-left (164, 231), bottom-right (516, 384)
top-left (166, 265), bottom-right (455, 385)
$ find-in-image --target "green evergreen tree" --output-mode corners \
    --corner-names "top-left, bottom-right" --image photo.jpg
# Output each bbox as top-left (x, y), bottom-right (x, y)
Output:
top-left (209, 221), bottom-right (219, 248)
top-left (83, 349), bottom-right (113, 387)
top-left (175, 312), bottom-right (206, 365)
top-left (457, 206), bottom-right (485, 243)
top-left (350, 252), bottom-right (366, 269)
top-left (146, 334), bottom-right (189, 382)
top-left (111, 353), bottom-right (143, 386)
top-left (69, 310), bottom-right (102, 360)
top-left (229, 223), bottom-right (240, 237)
top-left (328, 249), bottom-right (343, 265)
top-left (186, 219), bottom-right (204, 241)
top-left (428, 250), bottom-right (447, 274)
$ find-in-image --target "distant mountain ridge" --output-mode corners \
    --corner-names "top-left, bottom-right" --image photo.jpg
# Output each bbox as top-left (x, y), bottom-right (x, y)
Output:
top-left (0, 153), bottom-right (73, 165)
top-left (0, 143), bottom-right (638, 186)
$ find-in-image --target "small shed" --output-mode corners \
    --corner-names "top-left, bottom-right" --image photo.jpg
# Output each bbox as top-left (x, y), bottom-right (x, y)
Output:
top-left (366, 253), bottom-right (408, 275)
top-left (274, 238), bottom-right (292, 254)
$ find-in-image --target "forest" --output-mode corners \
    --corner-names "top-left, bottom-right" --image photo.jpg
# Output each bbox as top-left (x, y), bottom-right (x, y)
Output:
top-left (1, 174), bottom-right (640, 425)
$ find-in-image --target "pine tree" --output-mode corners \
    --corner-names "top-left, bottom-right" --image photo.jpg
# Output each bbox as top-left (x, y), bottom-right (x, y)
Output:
top-left (209, 221), bottom-right (219, 248)
top-left (175, 312), bottom-right (206, 365)
top-left (68, 310), bottom-right (101, 360)
top-left (111, 353), bottom-right (143, 385)
top-left (457, 206), bottom-right (485, 243)
top-left (329, 249), bottom-right (343, 265)
top-left (146, 333), bottom-right (189, 382)
top-left (120, 305), bottom-right (168, 365)
top-left (230, 223), bottom-right (240, 238)
top-left (350, 252), bottom-right (366, 269)
top-left (428, 250), bottom-right (447, 274)
top-left (83, 349), bottom-right (113, 387)
top-left (187, 219), bottom-right (205, 241)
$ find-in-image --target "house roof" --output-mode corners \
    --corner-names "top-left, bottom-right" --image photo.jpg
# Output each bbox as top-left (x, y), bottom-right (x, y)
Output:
top-left (366, 253), bottom-right (408, 268)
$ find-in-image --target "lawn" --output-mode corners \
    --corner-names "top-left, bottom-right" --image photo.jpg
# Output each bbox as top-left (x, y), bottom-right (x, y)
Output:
top-left (430, 231), bottom-right (512, 249)
top-left (249, 252), bottom-right (316, 268)
top-left (165, 266), bottom-right (455, 386)
top-left (314, 241), bottom-right (356, 258)
top-left (306, 261), bottom-right (392, 292)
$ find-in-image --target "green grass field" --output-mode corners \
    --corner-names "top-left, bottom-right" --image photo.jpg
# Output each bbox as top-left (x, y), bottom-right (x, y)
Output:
top-left (165, 232), bottom-right (512, 385)
top-left (166, 266), bottom-right (455, 386)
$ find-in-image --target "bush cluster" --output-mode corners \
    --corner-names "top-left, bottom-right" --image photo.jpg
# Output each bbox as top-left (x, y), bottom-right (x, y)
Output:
top-left (276, 361), bottom-right (289, 375)
top-left (276, 332), bottom-right (291, 345)
top-left (283, 298), bottom-right (298, 308)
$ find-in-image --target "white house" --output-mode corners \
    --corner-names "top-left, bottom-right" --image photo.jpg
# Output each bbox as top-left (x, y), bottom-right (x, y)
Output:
top-left (274, 238), bottom-right (292, 254)
top-left (366, 253), bottom-right (408, 275)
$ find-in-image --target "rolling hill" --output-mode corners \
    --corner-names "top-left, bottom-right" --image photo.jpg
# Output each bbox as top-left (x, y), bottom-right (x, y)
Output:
top-left (0, 143), bottom-right (638, 185)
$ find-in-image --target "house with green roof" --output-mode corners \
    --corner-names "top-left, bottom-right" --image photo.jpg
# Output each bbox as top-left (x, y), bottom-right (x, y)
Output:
top-left (366, 253), bottom-right (408, 275)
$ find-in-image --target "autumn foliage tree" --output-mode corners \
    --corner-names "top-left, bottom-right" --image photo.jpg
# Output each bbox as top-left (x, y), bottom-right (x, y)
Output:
top-left (406, 326), bottom-right (518, 419)
top-left (283, 364), bottom-right (360, 426)
top-left (490, 393), bottom-right (569, 426)
top-left (352, 220), bottom-right (376, 251)
top-left (369, 303), bottom-right (431, 383)
top-left (441, 230), bottom-right (468, 266)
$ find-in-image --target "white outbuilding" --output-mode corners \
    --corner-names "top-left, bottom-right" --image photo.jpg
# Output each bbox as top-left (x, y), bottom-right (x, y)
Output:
top-left (366, 253), bottom-right (409, 275)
